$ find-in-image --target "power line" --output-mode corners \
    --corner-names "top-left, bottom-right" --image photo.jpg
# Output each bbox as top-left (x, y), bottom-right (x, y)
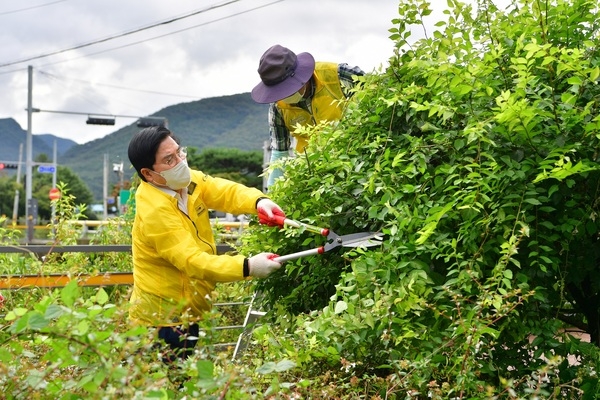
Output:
top-left (0, 0), bottom-right (285, 74)
top-left (38, 70), bottom-right (116, 116)
top-left (0, 0), bottom-right (242, 68)
top-left (38, 70), bottom-right (201, 99)
top-left (31, 107), bottom-right (163, 120)
top-left (0, 0), bottom-right (68, 16)
top-left (0, 66), bottom-right (27, 77)
top-left (0, 0), bottom-right (286, 120)
top-left (34, 0), bottom-right (285, 69)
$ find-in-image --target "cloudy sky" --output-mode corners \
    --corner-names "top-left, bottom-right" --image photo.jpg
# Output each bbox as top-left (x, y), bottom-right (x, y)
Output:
top-left (0, 0), bottom-right (402, 144)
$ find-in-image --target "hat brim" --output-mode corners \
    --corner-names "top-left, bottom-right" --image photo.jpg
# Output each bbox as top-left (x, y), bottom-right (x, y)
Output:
top-left (251, 52), bottom-right (315, 104)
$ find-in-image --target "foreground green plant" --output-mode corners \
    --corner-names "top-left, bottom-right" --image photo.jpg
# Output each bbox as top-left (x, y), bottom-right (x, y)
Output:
top-left (0, 185), bottom-right (304, 398)
top-left (0, 280), bottom-right (309, 399)
top-left (1, 282), bottom-right (158, 397)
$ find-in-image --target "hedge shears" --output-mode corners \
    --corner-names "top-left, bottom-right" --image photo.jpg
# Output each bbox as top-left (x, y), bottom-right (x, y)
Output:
top-left (262, 214), bottom-right (382, 262)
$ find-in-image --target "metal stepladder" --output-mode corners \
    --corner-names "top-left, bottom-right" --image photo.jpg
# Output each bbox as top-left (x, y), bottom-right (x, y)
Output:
top-left (232, 290), bottom-right (266, 360)
top-left (230, 215), bottom-right (382, 360)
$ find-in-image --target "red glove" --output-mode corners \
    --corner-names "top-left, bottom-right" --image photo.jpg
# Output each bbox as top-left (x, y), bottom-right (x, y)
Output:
top-left (257, 198), bottom-right (285, 227)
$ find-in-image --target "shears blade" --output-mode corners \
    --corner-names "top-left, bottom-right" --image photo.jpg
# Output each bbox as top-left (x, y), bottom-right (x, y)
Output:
top-left (338, 232), bottom-right (383, 248)
top-left (267, 215), bottom-right (384, 263)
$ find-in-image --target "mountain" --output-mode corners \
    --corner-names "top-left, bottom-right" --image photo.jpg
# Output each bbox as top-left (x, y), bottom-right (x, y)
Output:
top-left (0, 92), bottom-right (270, 201)
top-left (0, 118), bottom-right (77, 161)
top-left (37, 134), bottom-right (79, 156)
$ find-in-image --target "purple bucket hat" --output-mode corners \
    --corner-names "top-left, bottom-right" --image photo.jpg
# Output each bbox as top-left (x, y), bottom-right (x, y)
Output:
top-left (251, 45), bottom-right (315, 104)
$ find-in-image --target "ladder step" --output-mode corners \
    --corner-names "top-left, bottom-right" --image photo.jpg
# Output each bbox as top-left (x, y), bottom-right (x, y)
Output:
top-left (249, 310), bottom-right (266, 317)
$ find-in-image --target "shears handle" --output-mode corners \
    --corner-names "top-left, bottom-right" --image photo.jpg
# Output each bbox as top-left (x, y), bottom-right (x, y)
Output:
top-left (269, 215), bottom-right (329, 236)
top-left (272, 246), bottom-right (325, 263)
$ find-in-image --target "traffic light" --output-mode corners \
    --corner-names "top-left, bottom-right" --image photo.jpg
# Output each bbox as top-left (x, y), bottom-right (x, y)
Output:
top-left (87, 117), bottom-right (115, 125)
top-left (0, 163), bottom-right (19, 170)
top-left (137, 117), bottom-right (167, 128)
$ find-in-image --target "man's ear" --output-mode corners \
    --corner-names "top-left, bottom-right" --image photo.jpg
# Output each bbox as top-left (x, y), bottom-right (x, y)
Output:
top-left (141, 168), bottom-right (154, 182)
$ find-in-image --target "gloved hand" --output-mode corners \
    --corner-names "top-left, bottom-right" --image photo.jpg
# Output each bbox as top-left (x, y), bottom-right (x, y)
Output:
top-left (257, 198), bottom-right (286, 226)
top-left (248, 253), bottom-right (281, 278)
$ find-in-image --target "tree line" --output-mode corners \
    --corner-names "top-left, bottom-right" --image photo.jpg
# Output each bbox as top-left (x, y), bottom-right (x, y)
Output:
top-left (0, 148), bottom-right (262, 223)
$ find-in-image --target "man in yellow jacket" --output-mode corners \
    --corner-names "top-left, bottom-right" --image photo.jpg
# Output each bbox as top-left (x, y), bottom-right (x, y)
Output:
top-left (251, 44), bottom-right (364, 188)
top-left (127, 126), bottom-right (285, 361)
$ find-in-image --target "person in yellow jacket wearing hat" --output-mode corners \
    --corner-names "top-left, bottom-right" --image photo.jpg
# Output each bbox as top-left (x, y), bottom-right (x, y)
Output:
top-left (127, 126), bottom-right (285, 362)
top-left (251, 44), bottom-right (365, 188)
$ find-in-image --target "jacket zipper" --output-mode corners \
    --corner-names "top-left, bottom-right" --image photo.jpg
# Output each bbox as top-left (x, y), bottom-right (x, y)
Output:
top-left (181, 210), bottom-right (216, 255)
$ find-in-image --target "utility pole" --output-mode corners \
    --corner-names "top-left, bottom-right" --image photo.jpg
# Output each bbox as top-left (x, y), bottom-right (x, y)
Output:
top-left (113, 161), bottom-right (124, 215)
top-left (22, 65), bottom-right (167, 230)
top-left (26, 66), bottom-right (34, 243)
top-left (51, 140), bottom-right (57, 223)
top-left (103, 153), bottom-right (108, 221)
top-left (12, 143), bottom-right (23, 224)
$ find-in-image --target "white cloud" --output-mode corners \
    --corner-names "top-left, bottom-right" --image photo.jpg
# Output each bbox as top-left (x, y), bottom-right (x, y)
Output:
top-left (2, 0), bottom-right (510, 144)
top-left (0, 0), bottom-right (398, 143)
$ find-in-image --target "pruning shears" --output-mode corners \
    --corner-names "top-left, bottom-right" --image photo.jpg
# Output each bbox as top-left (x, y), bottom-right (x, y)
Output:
top-left (263, 215), bottom-right (382, 263)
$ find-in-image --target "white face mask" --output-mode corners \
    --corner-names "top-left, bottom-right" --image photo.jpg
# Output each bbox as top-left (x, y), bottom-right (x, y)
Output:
top-left (152, 160), bottom-right (191, 190)
top-left (280, 91), bottom-right (304, 104)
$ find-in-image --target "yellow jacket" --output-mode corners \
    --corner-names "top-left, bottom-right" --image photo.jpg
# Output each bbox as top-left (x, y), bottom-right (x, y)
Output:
top-left (277, 61), bottom-right (345, 152)
top-left (129, 169), bottom-right (264, 326)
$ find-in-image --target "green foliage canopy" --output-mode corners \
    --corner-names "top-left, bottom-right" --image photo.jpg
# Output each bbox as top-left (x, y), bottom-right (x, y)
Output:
top-left (241, 0), bottom-right (600, 396)
top-left (186, 147), bottom-right (263, 190)
top-left (0, 154), bottom-right (95, 223)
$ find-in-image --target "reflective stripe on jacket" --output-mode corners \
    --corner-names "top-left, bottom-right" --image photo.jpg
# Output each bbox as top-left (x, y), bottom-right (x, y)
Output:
top-left (129, 169), bottom-right (264, 326)
top-left (277, 62), bottom-right (345, 152)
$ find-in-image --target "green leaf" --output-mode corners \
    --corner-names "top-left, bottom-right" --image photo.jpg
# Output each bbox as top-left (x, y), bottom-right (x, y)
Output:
top-left (25, 370), bottom-right (47, 390)
top-left (143, 390), bottom-right (169, 399)
top-left (0, 347), bottom-right (11, 363)
top-left (61, 280), bottom-right (80, 308)
top-left (334, 301), bottom-right (348, 314)
top-left (567, 76), bottom-right (582, 86)
top-left (13, 307), bottom-right (28, 317)
top-left (274, 359), bottom-right (296, 372)
top-left (196, 360), bottom-right (214, 380)
top-left (45, 304), bottom-right (67, 319)
top-left (560, 92), bottom-right (577, 105)
top-left (4, 311), bottom-right (17, 321)
top-left (256, 362), bottom-right (277, 374)
top-left (75, 320), bottom-right (90, 336)
top-left (523, 198), bottom-right (542, 205)
top-left (10, 314), bottom-right (30, 334)
top-left (28, 312), bottom-right (49, 330)
top-left (95, 288), bottom-right (109, 305)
